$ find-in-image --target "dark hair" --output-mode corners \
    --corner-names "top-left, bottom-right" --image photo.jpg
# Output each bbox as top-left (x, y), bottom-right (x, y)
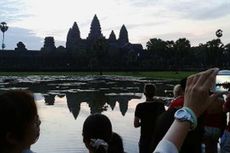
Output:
top-left (83, 114), bottom-right (113, 153)
top-left (0, 90), bottom-right (37, 149)
top-left (180, 77), bottom-right (187, 91)
top-left (144, 84), bottom-right (156, 98)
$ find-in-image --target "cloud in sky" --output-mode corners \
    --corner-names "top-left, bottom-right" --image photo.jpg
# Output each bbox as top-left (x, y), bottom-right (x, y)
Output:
top-left (4, 27), bottom-right (65, 50)
top-left (0, 0), bottom-right (230, 49)
top-left (3, 27), bottom-right (43, 50)
top-left (0, 0), bottom-right (30, 22)
top-left (165, 0), bottom-right (230, 20)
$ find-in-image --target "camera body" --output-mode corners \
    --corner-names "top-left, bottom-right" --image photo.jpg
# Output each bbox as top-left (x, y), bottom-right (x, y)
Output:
top-left (212, 70), bottom-right (230, 94)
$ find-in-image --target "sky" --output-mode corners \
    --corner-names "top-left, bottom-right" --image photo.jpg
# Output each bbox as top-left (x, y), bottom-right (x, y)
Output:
top-left (0, 0), bottom-right (230, 50)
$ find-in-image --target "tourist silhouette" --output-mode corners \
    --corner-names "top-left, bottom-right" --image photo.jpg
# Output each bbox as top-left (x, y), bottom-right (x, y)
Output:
top-left (0, 90), bottom-right (41, 153)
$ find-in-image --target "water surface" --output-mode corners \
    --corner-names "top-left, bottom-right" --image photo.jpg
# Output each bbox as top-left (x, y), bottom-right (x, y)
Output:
top-left (0, 75), bottom-right (175, 153)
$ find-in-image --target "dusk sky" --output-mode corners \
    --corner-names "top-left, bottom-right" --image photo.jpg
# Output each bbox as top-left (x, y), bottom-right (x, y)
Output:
top-left (0, 0), bottom-right (230, 50)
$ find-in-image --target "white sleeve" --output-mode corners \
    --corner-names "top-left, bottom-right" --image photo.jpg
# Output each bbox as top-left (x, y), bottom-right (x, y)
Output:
top-left (153, 139), bottom-right (178, 153)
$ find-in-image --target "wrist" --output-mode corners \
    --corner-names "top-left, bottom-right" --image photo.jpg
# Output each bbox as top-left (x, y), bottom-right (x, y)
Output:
top-left (174, 107), bottom-right (197, 130)
top-left (174, 119), bottom-right (190, 128)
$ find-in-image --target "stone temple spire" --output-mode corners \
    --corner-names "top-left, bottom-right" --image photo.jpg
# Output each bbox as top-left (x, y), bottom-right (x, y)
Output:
top-left (87, 14), bottom-right (103, 41)
top-left (109, 30), bottom-right (116, 41)
top-left (71, 22), bottom-right (81, 40)
top-left (118, 25), bottom-right (129, 46)
top-left (66, 22), bottom-right (81, 50)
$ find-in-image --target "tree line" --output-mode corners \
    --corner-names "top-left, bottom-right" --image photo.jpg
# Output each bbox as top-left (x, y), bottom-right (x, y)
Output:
top-left (0, 37), bottom-right (229, 72)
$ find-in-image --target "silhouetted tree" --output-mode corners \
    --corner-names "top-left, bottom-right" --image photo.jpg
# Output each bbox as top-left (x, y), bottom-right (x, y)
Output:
top-left (15, 42), bottom-right (27, 51)
top-left (0, 22), bottom-right (8, 50)
top-left (174, 38), bottom-right (191, 66)
top-left (165, 40), bottom-right (175, 65)
top-left (146, 38), bottom-right (168, 67)
top-left (216, 29), bottom-right (223, 38)
top-left (205, 39), bottom-right (224, 66)
top-left (223, 43), bottom-right (230, 67)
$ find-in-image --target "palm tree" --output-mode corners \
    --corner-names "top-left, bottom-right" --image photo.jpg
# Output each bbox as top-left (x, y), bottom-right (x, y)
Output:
top-left (216, 29), bottom-right (223, 38)
top-left (0, 22), bottom-right (9, 50)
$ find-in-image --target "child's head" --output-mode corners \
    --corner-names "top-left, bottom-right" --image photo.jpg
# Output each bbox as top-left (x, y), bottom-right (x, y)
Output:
top-left (82, 114), bottom-right (113, 153)
top-left (173, 84), bottom-right (183, 98)
top-left (0, 90), bottom-right (40, 152)
top-left (144, 83), bottom-right (156, 98)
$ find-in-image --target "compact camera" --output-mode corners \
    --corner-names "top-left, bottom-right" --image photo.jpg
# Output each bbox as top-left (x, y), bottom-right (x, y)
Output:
top-left (212, 70), bottom-right (230, 94)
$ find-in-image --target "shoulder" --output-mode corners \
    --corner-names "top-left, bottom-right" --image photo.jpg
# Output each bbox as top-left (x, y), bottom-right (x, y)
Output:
top-left (136, 102), bottom-right (147, 107)
top-left (135, 102), bottom-right (151, 112)
top-left (135, 103), bottom-right (143, 111)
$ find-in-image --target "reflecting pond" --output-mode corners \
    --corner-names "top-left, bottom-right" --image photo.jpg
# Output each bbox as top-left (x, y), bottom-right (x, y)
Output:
top-left (0, 75), bottom-right (177, 153)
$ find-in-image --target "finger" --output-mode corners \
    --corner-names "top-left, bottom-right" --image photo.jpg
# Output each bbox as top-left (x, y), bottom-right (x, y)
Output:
top-left (195, 69), bottom-right (215, 85)
top-left (202, 68), bottom-right (219, 89)
top-left (186, 73), bottom-right (199, 88)
top-left (195, 68), bottom-right (219, 89)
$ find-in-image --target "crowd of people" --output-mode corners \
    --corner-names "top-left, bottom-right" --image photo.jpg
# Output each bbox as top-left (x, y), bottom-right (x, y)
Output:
top-left (1, 68), bottom-right (230, 153)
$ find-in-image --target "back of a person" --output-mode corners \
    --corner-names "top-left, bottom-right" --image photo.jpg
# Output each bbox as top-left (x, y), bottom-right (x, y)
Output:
top-left (134, 83), bottom-right (166, 153)
top-left (137, 102), bottom-right (165, 138)
top-left (135, 101), bottom-right (165, 153)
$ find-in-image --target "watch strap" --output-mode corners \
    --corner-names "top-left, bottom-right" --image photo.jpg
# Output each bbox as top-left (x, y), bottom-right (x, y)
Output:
top-left (183, 107), bottom-right (197, 130)
top-left (174, 107), bottom-right (197, 130)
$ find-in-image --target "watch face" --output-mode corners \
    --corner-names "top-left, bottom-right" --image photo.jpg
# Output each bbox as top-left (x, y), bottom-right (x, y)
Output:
top-left (175, 109), bottom-right (191, 121)
top-left (175, 108), bottom-right (196, 130)
top-left (177, 109), bottom-right (186, 118)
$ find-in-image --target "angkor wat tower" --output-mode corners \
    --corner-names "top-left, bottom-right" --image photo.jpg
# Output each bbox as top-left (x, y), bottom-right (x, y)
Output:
top-left (66, 14), bottom-right (142, 52)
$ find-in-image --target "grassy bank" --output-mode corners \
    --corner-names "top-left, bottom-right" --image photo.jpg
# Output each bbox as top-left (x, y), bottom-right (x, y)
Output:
top-left (108, 71), bottom-right (197, 80)
top-left (0, 71), bottom-right (197, 80)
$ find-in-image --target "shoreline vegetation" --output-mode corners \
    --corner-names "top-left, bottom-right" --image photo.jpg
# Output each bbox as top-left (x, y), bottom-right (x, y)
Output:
top-left (0, 71), bottom-right (196, 80)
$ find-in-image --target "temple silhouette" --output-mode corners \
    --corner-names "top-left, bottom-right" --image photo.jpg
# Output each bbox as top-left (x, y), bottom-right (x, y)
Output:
top-left (1, 15), bottom-right (230, 71)
top-left (66, 14), bottom-right (142, 52)
top-left (0, 14), bottom-right (144, 71)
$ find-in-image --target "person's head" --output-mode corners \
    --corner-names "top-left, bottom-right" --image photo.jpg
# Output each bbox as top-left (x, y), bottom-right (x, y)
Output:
top-left (0, 90), bottom-right (40, 152)
top-left (173, 84), bottom-right (183, 98)
top-left (144, 83), bottom-right (156, 98)
top-left (82, 113), bottom-right (113, 153)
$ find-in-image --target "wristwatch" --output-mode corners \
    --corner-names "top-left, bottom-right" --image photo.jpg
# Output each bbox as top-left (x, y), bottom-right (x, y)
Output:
top-left (174, 107), bottom-right (197, 130)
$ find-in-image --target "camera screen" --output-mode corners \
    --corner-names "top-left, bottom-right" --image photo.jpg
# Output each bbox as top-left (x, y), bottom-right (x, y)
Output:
top-left (215, 74), bottom-right (230, 93)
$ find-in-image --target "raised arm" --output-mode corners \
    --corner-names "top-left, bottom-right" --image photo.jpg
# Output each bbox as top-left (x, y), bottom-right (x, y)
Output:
top-left (154, 68), bottom-right (219, 153)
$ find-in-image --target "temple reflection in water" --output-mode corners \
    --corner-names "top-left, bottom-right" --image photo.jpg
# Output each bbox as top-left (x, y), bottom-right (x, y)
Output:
top-left (0, 75), bottom-right (174, 119)
top-left (42, 89), bottom-right (142, 119)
